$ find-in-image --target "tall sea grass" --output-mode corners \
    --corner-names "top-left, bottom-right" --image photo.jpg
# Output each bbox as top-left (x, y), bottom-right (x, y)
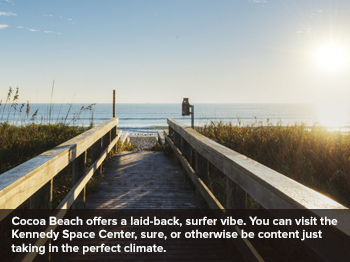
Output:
top-left (197, 120), bottom-right (350, 207)
top-left (0, 86), bottom-right (99, 210)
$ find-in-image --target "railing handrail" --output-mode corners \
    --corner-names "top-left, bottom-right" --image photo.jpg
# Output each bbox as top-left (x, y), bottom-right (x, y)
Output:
top-left (167, 118), bottom-right (350, 234)
top-left (0, 117), bottom-right (118, 212)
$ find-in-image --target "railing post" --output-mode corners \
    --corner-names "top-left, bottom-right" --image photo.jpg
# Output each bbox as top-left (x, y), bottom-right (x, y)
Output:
top-left (173, 130), bottom-right (181, 164)
top-left (107, 129), bottom-right (112, 158)
top-left (29, 179), bottom-right (52, 262)
top-left (195, 151), bottom-right (210, 187)
top-left (181, 137), bottom-right (192, 165)
top-left (226, 176), bottom-right (246, 261)
top-left (103, 131), bottom-right (110, 152)
top-left (111, 126), bottom-right (117, 152)
top-left (174, 131), bottom-right (181, 149)
top-left (226, 177), bottom-right (246, 209)
top-left (194, 151), bottom-right (210, 208)
top-left (169, 126), bottom-right (174, 138)
top-left (92, 137), bottom-right (102, 175)
top-left (72, 151), bottom-right (86, 209)
top-left (30, 180), bottom-right (53, 209)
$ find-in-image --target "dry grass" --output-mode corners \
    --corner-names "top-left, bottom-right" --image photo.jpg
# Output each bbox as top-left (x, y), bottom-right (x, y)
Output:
top-left (197, 120), bottom-right (350, 207)
top-left (0, 87), bottom-right (101, 209)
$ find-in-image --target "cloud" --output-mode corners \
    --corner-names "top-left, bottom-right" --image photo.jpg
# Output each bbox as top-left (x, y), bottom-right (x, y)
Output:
top-left (0, 0), bottom-right (14, 5)
top-left (67, 18), bottom-right (72, 21)
top-left (17, 26), bottom-right (23, 28)
top-left (28, 28), bottom-right (39, 32)
top-left (43, 14), bottom-right (53, 17)
top-left (0, 24), bottom-right (9, 29)
top-left (0, 11), bottom-right (17, 16)
top-left (44, 31), bottom-right (53, 33)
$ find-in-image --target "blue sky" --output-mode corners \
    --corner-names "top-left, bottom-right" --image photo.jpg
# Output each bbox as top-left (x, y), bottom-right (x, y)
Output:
top-left (1, 0), bottom-right (350, 103)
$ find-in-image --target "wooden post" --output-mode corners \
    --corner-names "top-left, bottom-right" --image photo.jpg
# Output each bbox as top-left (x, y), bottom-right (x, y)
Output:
top-left (30, 180), bottom-right (52, 209)
top-left (169, 126), bottom-right (174, 139)
top-left (29, 179), bottom-right (52, 262)
top-left (180, 137), bottom-right (192, 181)
top-left (111, 126), bottom-right (117, 152)
top-left (226, 177), bottom-right (246, 209)
top-left (194, 151), bottom-right (209, 208)
top-left (226, 176), bottom-right (247, 261)
top-left (92, 138), bottom-right (102, 175)
top-left (173, 131), bottom-right (181, 164)
top-left (195, 151), bottom-right (210, 187)
top-left (174, 131), bottom-right (181, 149)
top-left (107, 130), bottom-right (112, 157)
top-left (72, 151), bottom-right (86, 209)
top-left (113, 90), bottom-right (116, 118)
top-left (181, 137), bottom-right (192, 164)
top-left (102, 132), bottom-right (109, 151)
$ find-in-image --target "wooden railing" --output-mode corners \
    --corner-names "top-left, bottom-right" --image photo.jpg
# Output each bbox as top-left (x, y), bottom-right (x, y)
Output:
top-left (0, 118), bottom-right (127, 260)
top-left (164, 118), bottom-right (350, 262)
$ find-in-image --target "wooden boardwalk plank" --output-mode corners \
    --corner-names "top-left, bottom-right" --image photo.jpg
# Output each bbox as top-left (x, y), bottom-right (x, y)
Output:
top-left (86, 151), bottom-right (197, 209)
top-left (51, 150), bottom-right (227, 261)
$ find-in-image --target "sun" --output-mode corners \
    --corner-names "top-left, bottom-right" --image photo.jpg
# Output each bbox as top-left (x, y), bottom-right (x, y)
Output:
top-left (316, 45), bottom-right (347, 71)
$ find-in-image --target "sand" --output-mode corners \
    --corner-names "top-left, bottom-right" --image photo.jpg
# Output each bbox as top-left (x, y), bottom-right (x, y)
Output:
top-left (129, 134), bottom-right (158, 151)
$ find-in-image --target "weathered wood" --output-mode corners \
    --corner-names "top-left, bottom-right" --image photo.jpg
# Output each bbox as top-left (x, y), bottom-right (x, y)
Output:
top-left (72, 150), bottom-right (87, 209)
top-left (57, 131), bottom-right (122, 210)
top-left (167, 118), bottom-right (347, 211)
top-left (169, 126), bottom-right (174, 139)
top-left (30, 179), bottom-right (52, 209)
top-left (157, 130), bottom-right (166, 147)
top-left (167, 118), bottom-right (350, 262)
top-left (165, 134), bottom-right (263, 262)
top-left (20, 131), bottom-right (123, 262)
top-left (226, 177), bottom-right (247, 261)
top-left (194, 150), bottom-right (210, 208)
top-left (165, 134), bottom-right (223, 210)
top-left (195, 151), bottom-right (210, 188)
top-left (102, 131), bottom-right (110, 151)
top-left (92, 137), bottom-right (102, 176)
top-left (86, 149), bottom-right (197, 209)
top-left (0, 118), bottom-right (118, 213)
top-left (226, 177), bottom-right (246, 209)
top-left (181, 137), bottom-right (192, 164)
top-left (174, 130), bottom-right (181, 148)
top-left (111, 125), bottom-right (117, 152)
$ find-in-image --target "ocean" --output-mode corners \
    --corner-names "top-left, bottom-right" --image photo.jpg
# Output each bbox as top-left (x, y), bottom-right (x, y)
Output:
top-left (2, 103), bottom-right (350, 134)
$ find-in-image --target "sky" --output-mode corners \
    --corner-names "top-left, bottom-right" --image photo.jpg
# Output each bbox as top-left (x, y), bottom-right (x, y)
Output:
top-left (1, 0), bottom-right (350, 104)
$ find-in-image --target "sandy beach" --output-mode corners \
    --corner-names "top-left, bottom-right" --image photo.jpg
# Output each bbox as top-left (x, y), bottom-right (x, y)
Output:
top-left (129, 134), bottom-right (158, 150)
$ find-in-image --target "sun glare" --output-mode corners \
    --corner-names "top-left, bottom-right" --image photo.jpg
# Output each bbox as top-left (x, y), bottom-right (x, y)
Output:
top-left (317, 103), bottom-right (349, 128)
top-left (316, 45), bottom-right (347, 71)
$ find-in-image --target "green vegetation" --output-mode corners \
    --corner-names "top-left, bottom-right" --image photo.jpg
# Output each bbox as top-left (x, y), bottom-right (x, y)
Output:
top-left (197, 121), bottom-right (350, 207)
top-left (0, 86), bottom-right (108, 209)
top-left (151, 142), bottom-right (164, 151)
top-left (0, 123), bottom-right (86, 174)
top-left (116, 140), bottom-right (136, 152)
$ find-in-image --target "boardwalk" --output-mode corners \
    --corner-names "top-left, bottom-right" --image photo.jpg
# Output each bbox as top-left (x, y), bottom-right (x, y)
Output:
top-left (51, 147), bottom-right (227, 261)
top-left (86, 150), bottom-right (197, 209)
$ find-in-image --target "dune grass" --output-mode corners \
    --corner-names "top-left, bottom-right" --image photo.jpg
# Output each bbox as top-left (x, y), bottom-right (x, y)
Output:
top-left (0, 122), bottom-right (87, 174)
top-left (196, 120), bottom-right (350, 208)
top-left (0, 87), bottom-right (103, 209)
